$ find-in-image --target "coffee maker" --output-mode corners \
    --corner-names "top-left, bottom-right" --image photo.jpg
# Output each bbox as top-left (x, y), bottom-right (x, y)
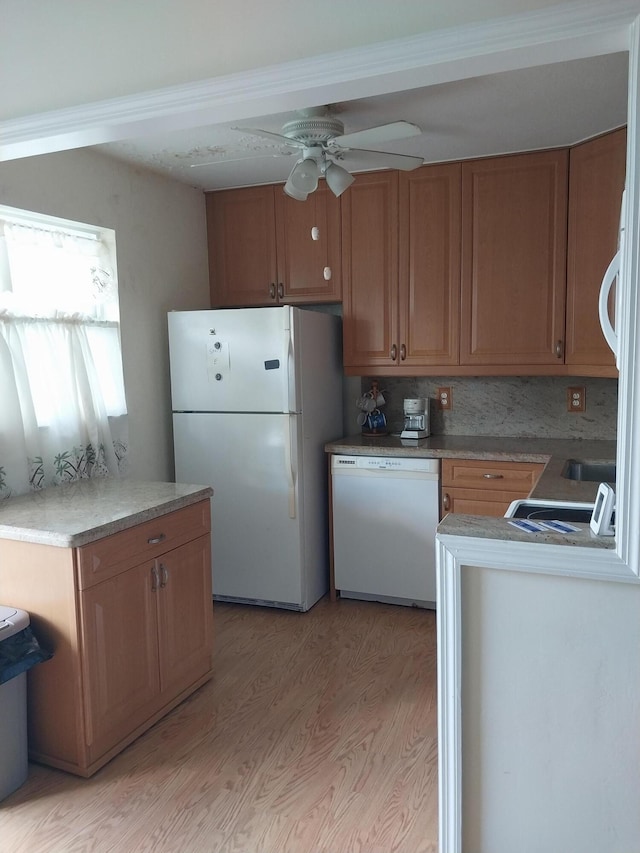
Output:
top-left (400, 398), bottom-right (429, 439)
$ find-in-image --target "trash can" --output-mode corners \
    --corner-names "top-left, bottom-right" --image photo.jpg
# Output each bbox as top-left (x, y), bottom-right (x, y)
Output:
top-left (0, 605), bottom-right (52, 801)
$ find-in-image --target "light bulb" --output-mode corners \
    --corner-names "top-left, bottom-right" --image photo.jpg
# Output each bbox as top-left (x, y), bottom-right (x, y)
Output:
top-left (290, 158), bottom-right (319, 194)
top-left (325, 162), bottom-right (354, 197)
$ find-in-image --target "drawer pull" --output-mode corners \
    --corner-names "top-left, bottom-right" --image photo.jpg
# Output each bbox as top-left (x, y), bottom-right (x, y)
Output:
top-left (160, 564), bottom-right (169, 588)
top-left (151, 565), bottom-right (160, 592)
top-left (278, 282), bottom-right (284, 299)
top-left (400, 343), bottom-right (406, 361)
top-left (269, 282), bottom-right (276, 299)
top-left (443, 492), bottom-right (451, 512)
top-left (483, 473), bottom-right (503, 479)
top-left (147, 534), bottom-right (166, 545)
top-left (390, 344), bottom-right (397, 361)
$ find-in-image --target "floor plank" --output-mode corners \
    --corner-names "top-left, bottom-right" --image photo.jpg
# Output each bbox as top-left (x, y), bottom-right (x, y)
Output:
top-left (0, 597), bottom-right (438, 852)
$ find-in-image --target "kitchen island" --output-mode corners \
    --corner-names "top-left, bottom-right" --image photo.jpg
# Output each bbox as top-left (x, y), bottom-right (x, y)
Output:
top-left (0, 478), bottom-right (214, 777)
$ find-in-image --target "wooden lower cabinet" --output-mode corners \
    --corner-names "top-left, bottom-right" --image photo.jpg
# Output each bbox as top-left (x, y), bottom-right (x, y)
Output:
top-left (441, 458), bottom-right (545, 518)
top-left (0, 500), bottom-right (213, 777)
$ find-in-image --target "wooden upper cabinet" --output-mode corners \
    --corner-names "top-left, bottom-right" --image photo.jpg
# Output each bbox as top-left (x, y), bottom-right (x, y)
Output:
top-left (207, 182), bottom-right (341, 307)
top-left (207, 186), bottom-right (278, 306)
top-left (565, 128), bottom-right (626, 374)
top-left (342, 171), bottom-right (399, 369)
top-left (460, 150), bottom-right (569, 367)
top-left (274, 182), bottom-right (341, 303)
top-left (398, 164), bottom-right (461, 368)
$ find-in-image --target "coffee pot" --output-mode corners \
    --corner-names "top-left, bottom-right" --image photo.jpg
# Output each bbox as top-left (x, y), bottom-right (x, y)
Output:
top-left (400, 398), bottom-right (429, 439)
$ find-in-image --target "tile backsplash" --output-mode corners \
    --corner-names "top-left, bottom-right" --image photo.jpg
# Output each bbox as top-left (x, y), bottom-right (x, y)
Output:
top-left (359, 376), bottom-right (618, 440)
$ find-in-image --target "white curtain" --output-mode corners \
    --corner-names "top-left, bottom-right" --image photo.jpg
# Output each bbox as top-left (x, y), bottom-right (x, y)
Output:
top-left (0, 219), bottom-right (128, 499)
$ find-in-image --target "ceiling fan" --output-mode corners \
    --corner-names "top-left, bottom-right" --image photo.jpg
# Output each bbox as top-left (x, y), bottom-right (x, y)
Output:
top-left (194, 107), bottom-right (424, 200)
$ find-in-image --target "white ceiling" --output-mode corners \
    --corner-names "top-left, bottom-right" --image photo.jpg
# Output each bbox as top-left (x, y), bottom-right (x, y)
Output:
top-left (93, 52), bottom-right (629, 193)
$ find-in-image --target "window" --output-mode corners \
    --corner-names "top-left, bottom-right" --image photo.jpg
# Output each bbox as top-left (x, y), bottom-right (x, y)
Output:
top-left (0, 206), bottom-right (128, 498)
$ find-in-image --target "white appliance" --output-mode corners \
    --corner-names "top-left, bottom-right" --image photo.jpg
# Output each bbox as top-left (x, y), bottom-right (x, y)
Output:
top-left (598, 189), bottom-right (626, 363)
top-left (331, 455), bottom-right (440, 608)
top-left (168, 306), bottom-right (343, 611)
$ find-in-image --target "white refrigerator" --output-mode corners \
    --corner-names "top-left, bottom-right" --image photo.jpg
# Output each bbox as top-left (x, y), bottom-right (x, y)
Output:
top-left (168, 306), bottom-right (343, 611)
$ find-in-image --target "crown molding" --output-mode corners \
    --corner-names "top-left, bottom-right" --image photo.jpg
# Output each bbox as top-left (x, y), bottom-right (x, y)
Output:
top-left (1, 0), bottom-right (638, 161)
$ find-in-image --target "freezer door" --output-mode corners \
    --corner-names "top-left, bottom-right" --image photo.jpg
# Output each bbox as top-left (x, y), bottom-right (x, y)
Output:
top-left (168, 307), bottom-right (295, 413)
top-left (173, 411), bottom-right (306, 607)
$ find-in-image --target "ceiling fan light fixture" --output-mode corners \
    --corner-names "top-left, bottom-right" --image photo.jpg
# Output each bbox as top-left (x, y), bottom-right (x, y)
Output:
top-left (325, 162), bottom-right (355, 197)
top-left (289, 158), bottom-right (320, 194)
top-left (283, 174), bottom-right (308, 201)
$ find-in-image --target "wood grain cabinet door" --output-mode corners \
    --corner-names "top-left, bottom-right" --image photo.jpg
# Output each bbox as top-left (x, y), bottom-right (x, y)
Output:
top-left (565, 128), bottom-right (626, 374)
top-left (460, 150), bottom-right (568, 367)
top-left (399, 163), bottom-right (461, 368)
top-left (342, 171), bottom-right (399, 369)
top-left (79, 561), bottom-right (161, 759)
top-left (207, 186), bottom-right (278, 306)
top-left (156, 535), bottom-right (213, 699)
top-left (274, 181), bottom-right (341, 303)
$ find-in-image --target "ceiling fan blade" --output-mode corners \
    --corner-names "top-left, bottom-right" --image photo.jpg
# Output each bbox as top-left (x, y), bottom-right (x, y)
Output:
top-left (344, 148), bottom-right (424, 171)
top-left (190, 153), bottom-right (291, 169)
top-left (231, 126), bottom-right (306, 148)
top-left (333, 120), bottom-right (421, 149)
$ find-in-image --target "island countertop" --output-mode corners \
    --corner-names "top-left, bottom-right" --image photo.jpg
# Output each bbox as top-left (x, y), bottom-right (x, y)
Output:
top-left (0, 478), bottom-right (213, 548)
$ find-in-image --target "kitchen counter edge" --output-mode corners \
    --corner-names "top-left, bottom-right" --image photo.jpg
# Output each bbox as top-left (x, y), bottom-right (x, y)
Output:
top-left (0, 479), bottom-right (213, 548)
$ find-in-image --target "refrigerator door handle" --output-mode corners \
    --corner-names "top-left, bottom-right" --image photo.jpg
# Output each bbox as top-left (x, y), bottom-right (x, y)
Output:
top-left (285, 414), bottom-right (297, 518)
top-left (598, 249), bottom-right (620, 357)
top-left (286, 313), bottom-right (297, 412)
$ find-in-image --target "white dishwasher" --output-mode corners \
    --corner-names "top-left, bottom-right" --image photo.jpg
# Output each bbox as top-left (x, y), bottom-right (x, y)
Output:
top-left (331, 454), bottom-right (440, 609)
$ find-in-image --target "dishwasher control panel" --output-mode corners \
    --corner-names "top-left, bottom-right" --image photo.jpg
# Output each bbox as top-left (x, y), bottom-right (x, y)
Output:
top-left (332, 454), bottom-right (439, 474)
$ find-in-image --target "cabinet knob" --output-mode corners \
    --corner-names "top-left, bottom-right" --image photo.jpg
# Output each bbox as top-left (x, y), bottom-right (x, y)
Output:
top-left (400, 343), bottom-right (406, 361)
top-left (278, 282), bottom-right (284, 299)
top-left (555, 339), bottom-right (564, 359)
top-left (269, 283), bottom-right (276, 299)
top-left (443, 492), bottom-right (451, 512)
top-left (483, 473), bottom-right (503, 479)
top-left (390, 344), bottom-right (398, 361)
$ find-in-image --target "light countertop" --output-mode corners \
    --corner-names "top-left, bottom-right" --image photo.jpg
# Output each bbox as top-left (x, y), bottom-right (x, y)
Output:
top-left (0, 478), bottom-right (213, 548)
top-left (325, 434), bottom-right (617, 549)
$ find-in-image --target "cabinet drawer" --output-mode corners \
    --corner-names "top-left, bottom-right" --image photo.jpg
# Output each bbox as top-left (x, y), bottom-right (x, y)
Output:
top-left (78, 500), bottom-right (210, 589)
top-left (441, 459), bottom-right (544, 493)
top-left (441, 487), bottom-right (524, 518)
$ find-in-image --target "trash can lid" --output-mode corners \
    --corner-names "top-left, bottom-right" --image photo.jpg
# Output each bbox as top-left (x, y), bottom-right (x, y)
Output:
top-left (0, 605), bottom-right (30, 640)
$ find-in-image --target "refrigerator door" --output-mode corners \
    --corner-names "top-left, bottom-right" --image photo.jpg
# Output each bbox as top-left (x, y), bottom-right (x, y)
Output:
top-left (173, 411), bottom-right (306, 608)
top-left (168, 307), bottom-right (296, 413)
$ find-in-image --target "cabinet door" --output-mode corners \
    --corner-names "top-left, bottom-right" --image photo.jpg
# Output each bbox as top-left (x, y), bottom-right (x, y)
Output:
top-left (565, 128), bottom-right (626, 373)
top-left (156, 535), bottom-right (213, 699)
top-left (274, 181), bottom-right (341, 303)
top-left (460, 151), bottom-right (568, 366)
top-left (207, 186), bottom-right (278, 306)
top-left (342, 171), bottom-right (399, 369)
top-left (399, 164), bottom-right (461, 367)
top-left (79, 561), bottom-right (160, 757)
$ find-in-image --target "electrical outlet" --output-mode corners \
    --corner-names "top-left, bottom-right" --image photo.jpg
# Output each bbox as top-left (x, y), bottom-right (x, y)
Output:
top-left (437, 387), bottom-right (452, 410)
top-left (567, 386), bottom-right (586, 413)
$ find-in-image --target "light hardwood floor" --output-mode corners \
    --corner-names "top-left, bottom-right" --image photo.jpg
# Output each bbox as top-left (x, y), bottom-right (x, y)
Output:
top-left (1, 597), bottom-right (438, 853)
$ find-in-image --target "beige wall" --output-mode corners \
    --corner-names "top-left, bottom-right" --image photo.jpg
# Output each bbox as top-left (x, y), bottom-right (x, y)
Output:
top-left (2, 0), bottom-right (566, 120)
top-left (461, 565), bottom-right (640, 853)
top-left (0, 149), bottom-right (210, 481)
